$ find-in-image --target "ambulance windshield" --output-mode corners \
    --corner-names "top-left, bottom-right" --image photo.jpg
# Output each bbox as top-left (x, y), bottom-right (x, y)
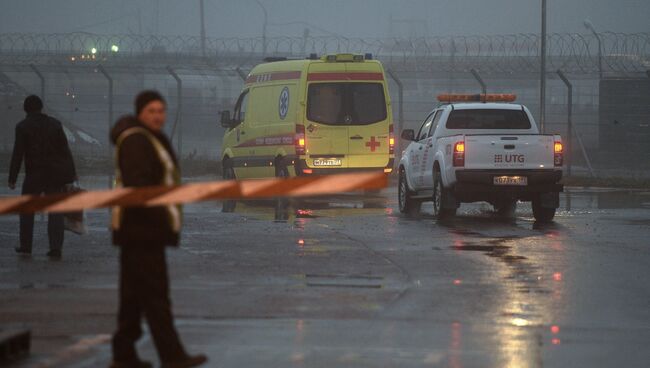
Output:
top-left (307, 83), bottom-right (387, 125)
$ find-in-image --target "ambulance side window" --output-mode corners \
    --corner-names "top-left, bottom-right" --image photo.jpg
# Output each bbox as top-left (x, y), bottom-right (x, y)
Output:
top-left (233, 90), bottom-right (249, 126)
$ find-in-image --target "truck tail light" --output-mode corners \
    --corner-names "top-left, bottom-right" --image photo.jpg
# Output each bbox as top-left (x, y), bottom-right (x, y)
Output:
top-left (554, 141), bottom-right (563, 166)
top-left (389, 124), bottom-right (395, 154)
top-left (295, 125), bottom-right (306, 155)
top-left (453, 141), bottom-right (465, 167)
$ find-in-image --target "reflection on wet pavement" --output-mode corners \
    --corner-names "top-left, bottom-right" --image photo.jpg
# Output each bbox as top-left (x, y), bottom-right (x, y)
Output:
top-left (2, 180), bottom-right (650, 367)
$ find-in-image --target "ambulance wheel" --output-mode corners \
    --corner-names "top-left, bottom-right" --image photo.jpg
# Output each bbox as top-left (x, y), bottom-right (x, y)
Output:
top-left (532, 197), bottom-right (556, 223)
top-left (222, 161), bottom-right (236, 213)
top-left (433, 169), bottom-right (456, 219)
top-left (398, 169), bottom-right (420, 216)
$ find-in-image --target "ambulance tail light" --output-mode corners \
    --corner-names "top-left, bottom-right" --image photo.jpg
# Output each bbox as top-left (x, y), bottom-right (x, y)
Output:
top-left (295, 125), bottom-right (306, 155)
top-left (453, 141), bottom-right (465, 167)
top-left (389, 124), bottom-right (395, 154)
top-left (554, 141), bottom-right (563, 167)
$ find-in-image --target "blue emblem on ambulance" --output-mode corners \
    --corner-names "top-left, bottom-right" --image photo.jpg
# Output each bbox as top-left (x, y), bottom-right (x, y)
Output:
top-left (279, 87), bottom-right (290, 120)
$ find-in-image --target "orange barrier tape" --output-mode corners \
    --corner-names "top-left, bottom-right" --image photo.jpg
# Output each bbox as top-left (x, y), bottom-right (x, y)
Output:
top-left (0, 172), bottom-right (388, 215)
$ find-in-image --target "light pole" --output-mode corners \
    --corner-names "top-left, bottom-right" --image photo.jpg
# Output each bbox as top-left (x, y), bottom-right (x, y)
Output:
top-left (584, 19), bottom-right (603, 80)
top-left (539, 0), bottom-right (547, 133)
top-left (254, 0), bottom-right (268, 56)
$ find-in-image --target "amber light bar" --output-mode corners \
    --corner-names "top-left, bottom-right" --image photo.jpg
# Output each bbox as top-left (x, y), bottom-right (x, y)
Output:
top-left (437, 94), bottom-right (517, 103)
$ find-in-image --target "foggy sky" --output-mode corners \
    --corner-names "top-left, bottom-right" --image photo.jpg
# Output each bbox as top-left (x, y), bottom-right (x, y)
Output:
top-left (1, 0), bottom-right (649, 38)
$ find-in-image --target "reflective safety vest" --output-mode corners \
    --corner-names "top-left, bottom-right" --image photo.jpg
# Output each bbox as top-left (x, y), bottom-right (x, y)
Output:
top-left (111, 127), bottom-right (182, 233)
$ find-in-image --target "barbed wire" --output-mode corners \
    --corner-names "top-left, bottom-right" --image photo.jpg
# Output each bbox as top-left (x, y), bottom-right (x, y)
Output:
top-left (0, 32), bottom-right (649, 75)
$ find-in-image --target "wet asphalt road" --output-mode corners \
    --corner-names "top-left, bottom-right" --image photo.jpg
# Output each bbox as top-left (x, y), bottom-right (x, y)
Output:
top-left (1, 180), bottom-right (650, 368)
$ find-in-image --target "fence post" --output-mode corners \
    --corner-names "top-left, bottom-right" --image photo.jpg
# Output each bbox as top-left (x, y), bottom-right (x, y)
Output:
top-left (97, 65), bottom-right (114, 188)
top-left (235, 67), bottom-right (248, 82)
top-left (29, 64), bottom-right (45, 104)
top-left (167, 67), bottom-right (183, 160)
top-left (556, 70), bottom-right (573, 176)
top-left (386, 68), bottom-right (404, 164)
top-left (556, 69), bottom-right (595, 178)
top-left (470, 68), bottom-right (487, 97)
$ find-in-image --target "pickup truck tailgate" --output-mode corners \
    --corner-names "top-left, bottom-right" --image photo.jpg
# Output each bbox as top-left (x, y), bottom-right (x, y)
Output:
top-left (465, 135), bottom-right (555, 169)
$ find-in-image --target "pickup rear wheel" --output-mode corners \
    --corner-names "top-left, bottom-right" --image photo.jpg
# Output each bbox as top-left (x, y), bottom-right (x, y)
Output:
top-left (433, 169), bottom-right (456, 219)
top-left (495, 200), bottom-right (517, 218)
top-left (398, 169), bottom-right (421, 216)
top-left (532, 197), bottom-right (556, 223)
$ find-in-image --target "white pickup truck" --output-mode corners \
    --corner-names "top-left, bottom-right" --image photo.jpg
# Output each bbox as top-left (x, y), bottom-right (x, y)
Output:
top-left (398, 99), bottom-right (564, 222)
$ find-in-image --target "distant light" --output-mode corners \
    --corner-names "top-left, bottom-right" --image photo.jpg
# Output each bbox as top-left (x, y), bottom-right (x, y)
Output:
top-left (70, 56), bottom-right (76, 61)
top-left (453, 279), bottom-right (462, 285)
top-left (551, 338), bottom-right (561, 345)
top-left (91, 47), bottom-right (97, 54)
top-left (297, 239), bottom-right (305, 246)
top-left (553, 272), bottom-right (563, 282)
top-left (111, 44), bottom-right (119, 52)
top-left (511, 318), bottom-right (529, 327)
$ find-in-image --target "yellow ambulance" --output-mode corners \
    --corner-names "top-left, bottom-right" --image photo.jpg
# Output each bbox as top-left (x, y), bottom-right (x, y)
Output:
top-left (220, 53), bottom-right (394, 180)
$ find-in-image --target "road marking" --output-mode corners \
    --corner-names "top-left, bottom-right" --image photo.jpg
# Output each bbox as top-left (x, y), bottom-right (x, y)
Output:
top-left (35, 334), bottom-right (111, 368)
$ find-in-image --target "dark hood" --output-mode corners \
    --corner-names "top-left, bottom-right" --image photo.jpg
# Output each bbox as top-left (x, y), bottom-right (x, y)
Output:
top-left (110, 115), bottom-right (139, 145)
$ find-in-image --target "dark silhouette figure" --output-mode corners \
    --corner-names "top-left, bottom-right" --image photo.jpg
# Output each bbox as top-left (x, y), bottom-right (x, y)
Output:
top-left (8, 95), bottom-right (76, 258)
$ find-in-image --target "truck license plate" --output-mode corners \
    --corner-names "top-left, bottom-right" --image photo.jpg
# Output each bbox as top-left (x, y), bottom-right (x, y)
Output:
top-left (313, 158), bottom-right (342, 167)
top-left (493, 176), bottom-right (528, 186)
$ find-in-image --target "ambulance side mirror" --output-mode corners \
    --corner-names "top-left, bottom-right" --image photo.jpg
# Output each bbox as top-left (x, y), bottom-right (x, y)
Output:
top-left (401, 129), bottom-right (415, 141)
top-left (220, 110), bottom-right (233, 128)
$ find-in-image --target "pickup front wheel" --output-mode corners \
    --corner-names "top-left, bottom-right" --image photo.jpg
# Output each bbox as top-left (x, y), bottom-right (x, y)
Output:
top-left (399, 169), bottom-right (421, 216)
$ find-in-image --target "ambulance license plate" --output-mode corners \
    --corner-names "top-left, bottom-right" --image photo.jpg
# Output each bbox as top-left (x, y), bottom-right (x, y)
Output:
top-left (493, 176), bottom-right (528, 186)
top-left (313, 158), bottom-right (342, 167)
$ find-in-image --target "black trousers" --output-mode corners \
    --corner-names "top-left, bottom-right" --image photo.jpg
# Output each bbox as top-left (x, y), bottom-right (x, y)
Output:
top-left (20, 179), bottom-right (64, 252)
top-left (112, 245), bottom-right (187, 362)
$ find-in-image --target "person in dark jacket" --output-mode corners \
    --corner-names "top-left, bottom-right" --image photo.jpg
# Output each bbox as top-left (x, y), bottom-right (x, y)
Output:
top-left (109, 91), bottom-right (207, 368)
top-left (8, 95), bottom-right (77, 258)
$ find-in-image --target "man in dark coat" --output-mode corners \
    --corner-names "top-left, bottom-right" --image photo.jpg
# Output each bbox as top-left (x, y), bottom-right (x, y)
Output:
top-left (109, 91), bottom-right (207, 368)
top-left (8, 95), bottom-right (77, 258)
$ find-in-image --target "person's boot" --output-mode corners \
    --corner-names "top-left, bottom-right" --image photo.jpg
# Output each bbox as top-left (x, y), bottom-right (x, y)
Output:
top-left (161, 354), bottom-right (208, 368)
top-left (46, 250), bottom-right (62, 259)
top-left (15, 247), bottom-right (31, 255)
top-left (108, 359), bottom-right (153, 368)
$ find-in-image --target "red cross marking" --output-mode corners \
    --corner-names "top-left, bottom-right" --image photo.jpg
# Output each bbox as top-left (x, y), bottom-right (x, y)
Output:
top-left (365, 136), bottom-right (381, 152)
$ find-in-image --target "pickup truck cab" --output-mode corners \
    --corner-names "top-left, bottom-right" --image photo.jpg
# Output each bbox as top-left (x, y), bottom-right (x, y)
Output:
top-left (398, 95), bottom-right (564, 222)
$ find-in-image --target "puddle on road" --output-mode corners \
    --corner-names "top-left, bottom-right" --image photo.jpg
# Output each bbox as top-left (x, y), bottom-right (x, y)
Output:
top-left (564, 189), bottom-right (650, 210)
top-left (220, 193), bottom-right (390, 223)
